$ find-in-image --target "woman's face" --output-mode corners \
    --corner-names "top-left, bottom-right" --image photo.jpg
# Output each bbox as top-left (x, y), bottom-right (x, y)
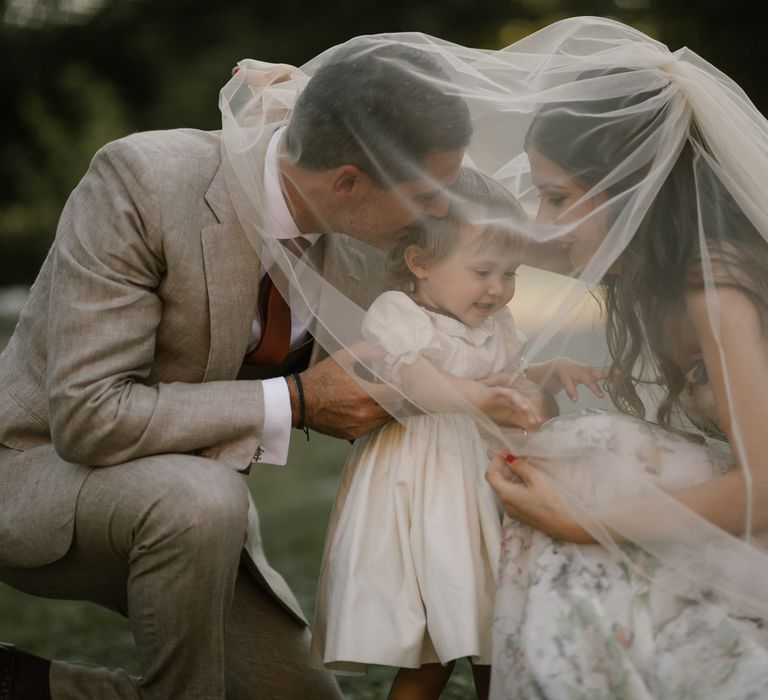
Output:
top-left (528, 147), bottom-right (613, 274)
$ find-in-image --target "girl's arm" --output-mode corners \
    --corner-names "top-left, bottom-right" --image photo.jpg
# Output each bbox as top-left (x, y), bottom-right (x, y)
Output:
top-left (397, 359), bottom-right (546, 430)
top-left (487, 287), bottom-right (768, 541)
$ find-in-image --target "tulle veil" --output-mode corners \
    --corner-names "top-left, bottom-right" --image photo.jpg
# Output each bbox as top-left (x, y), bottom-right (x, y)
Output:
top-left (218, 16), bottom-right (768, 624)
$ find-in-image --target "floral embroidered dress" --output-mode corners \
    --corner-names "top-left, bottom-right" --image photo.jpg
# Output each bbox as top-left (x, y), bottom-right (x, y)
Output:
top-left (491, 362), bottom-right (768, 699)
top-left (310, 291), bottom-right (526, 673)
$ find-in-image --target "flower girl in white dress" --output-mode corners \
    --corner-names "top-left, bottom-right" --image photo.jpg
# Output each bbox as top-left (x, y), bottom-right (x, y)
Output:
top-left (310, 168), bottom-right (606, 699)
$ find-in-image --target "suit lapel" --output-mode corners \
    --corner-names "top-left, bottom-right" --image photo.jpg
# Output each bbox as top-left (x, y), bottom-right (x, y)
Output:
top-left (201, 165), bottom-right (261, 381)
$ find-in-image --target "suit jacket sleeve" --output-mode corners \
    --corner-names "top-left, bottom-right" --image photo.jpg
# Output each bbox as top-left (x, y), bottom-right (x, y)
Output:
top-left (46, 137), bottom-right (264, 469)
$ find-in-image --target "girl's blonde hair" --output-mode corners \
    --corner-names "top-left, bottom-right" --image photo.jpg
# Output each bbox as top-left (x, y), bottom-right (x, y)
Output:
top-left (387, 167), bottom-right (527, 292)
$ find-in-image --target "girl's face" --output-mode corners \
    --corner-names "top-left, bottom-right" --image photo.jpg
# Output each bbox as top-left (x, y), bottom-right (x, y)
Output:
top-left (528, 147), bottom-right (612, 274)
top-left (406, 223), bottom-right (519, 328)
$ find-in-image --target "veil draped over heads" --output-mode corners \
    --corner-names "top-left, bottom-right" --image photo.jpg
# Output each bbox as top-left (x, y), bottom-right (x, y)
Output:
top-left (220, 18), bottom-right (768, 618)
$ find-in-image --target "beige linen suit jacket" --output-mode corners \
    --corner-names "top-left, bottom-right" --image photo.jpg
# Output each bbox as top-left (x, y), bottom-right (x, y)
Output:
top-left (0, 127), bottom-right (385, 622)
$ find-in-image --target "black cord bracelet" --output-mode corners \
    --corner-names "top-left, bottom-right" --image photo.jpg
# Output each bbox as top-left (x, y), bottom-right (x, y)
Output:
top-left (290, 373), bottom-right (310, 441)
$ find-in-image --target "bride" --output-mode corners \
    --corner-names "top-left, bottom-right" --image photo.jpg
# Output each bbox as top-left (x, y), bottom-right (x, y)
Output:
top-left (484, 17), bottom-right (768, 700)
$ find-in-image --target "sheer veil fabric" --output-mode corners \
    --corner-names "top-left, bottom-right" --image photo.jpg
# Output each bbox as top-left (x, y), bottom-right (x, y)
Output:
top-left (219, 15), bottom-right (768, 638)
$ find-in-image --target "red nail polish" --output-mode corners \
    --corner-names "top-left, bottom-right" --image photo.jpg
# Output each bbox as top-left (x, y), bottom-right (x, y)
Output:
top-left (506, 454), bottom-right (517, 463)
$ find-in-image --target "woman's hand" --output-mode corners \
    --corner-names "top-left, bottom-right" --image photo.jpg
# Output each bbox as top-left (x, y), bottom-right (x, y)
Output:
top-left (485, 453), bottom-right (594, 543)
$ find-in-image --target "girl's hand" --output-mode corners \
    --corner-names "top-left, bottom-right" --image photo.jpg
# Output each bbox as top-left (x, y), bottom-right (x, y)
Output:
top-left (485, 453), bottom-right (594, 543)
top-left (473, 385), bottom-right (546, 431)
top-left (550, 358), bottom-right (608, 402)
top-left (479, 372), bottom-right (519, 388)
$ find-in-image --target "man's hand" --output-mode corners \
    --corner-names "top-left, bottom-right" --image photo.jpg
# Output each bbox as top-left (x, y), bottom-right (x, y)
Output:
top-left (290, 350), bottom-right (393, 440)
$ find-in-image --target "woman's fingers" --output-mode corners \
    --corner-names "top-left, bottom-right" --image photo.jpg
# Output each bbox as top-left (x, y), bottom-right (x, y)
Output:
top-left (486, 455), bottom-right (542, 522)
top-left (502, 455), bottom-right (535, 483)
top-left (486, 452), bottom-right (516, 482)
top-left (486, 453), bottom-right (534, 486)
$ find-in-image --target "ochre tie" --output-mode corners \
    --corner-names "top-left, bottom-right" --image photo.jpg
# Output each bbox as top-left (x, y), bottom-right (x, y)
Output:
top-left (244, 273), bottom-right (291, 365)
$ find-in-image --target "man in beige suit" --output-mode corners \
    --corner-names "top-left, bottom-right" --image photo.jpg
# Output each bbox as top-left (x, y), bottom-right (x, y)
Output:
top-left (0, 41), bottom-right (471, 699)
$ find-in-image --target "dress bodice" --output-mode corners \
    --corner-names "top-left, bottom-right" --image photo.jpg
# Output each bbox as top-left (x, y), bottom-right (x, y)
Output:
top-left (361, 291), bottom-right (527, 381)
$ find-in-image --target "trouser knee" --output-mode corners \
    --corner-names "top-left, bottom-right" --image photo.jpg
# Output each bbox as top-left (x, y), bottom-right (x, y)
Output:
top-left (129, 457), bottom-right (250, 564)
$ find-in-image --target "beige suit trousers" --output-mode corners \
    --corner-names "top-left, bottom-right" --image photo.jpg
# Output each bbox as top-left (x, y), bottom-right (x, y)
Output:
top-left (0, 448), bottom-right (341, 699)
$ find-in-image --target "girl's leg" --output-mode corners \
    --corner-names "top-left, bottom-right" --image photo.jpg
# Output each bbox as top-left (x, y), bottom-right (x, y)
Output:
top-left (470, 664), bottom-right (490, 700)
top-left (388, 662), bottom-right (455, 700)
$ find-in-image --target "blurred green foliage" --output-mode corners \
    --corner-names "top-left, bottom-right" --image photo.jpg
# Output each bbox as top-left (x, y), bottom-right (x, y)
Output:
top-left (1, 0), bottom-right (766, 284)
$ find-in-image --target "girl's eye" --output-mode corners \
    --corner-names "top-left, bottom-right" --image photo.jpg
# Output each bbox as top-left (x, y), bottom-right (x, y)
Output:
top-left (504, 271), bottom-right (518, 279)
top-left (473, 270), bottom-right (491, 278)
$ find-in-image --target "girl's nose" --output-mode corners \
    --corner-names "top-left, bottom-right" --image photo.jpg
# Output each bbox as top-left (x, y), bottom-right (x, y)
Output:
top-left (486, 276), bottom-right (502, 296)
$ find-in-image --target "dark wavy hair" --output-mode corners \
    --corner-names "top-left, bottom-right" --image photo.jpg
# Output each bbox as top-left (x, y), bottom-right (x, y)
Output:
top-left (525, 69), bottom-right (768, 427)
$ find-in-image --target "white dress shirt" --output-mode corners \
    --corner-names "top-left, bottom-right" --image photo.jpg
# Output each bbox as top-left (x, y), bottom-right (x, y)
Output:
top-left (252, 127), bottom-right (316, 465)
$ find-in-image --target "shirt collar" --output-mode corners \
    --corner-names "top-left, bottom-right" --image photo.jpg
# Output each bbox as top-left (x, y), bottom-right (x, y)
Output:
top-left (263, 127), bottom-right (320, 243)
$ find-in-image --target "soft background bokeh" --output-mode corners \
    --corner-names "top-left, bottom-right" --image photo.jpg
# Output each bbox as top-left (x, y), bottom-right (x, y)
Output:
top-left (1, 0), bottom-right (765, 696)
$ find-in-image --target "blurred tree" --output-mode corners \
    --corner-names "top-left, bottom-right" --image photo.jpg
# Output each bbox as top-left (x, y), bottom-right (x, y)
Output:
top-left (1, 0), bottom-right (765, 283)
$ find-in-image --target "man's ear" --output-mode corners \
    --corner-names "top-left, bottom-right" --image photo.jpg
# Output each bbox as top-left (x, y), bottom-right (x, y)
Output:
top-left (329, 165), bottom-right (372, 201)
top-left (403, 244), bottom-right (429, 279)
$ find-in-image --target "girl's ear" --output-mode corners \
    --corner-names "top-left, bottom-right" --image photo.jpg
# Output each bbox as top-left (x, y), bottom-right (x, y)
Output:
top-left (403, 244), bottom-right (429, 279)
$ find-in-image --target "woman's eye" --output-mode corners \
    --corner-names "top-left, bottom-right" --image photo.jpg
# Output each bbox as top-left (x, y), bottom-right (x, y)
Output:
top-left (547, 196), bottom-right (565, 207)
top-left (504, 271), bottom-right (518, 279)
top-left (473, 270), bottom-right (491, 278)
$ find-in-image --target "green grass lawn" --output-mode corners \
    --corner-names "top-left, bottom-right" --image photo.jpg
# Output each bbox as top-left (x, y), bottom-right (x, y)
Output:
top-left (0, 431), bottom-right (477, 698)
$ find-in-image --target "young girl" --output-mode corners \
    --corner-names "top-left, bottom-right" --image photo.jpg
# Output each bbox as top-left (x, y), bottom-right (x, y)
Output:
top-left (309, 168), bottom-right (605, 699)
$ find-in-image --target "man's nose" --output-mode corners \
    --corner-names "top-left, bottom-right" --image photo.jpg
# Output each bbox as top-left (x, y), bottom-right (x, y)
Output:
top-left (423, 194), bottom-right (450, 218)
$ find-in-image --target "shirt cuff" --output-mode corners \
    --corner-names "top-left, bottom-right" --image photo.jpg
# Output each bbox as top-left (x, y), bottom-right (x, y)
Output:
top-left (257, 377), bottom-right (292, 465)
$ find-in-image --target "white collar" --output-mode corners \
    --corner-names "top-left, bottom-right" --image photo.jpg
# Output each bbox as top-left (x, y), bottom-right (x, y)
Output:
top-left (263, 127), bottom-right (320, 244)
